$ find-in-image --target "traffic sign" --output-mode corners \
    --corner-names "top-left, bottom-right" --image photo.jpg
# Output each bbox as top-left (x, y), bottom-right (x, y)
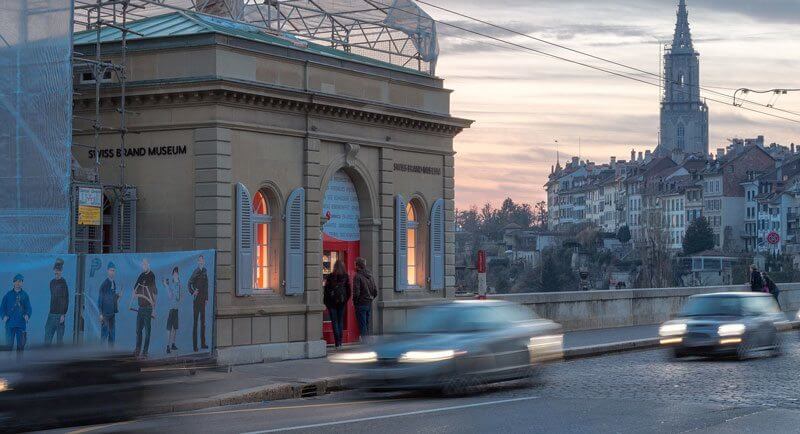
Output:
top-left (766, 231), bottom-right (780, 245)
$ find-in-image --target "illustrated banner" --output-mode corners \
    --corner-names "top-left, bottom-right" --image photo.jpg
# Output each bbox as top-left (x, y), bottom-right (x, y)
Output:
top-left (82, 250), bottom-right (215, 359)
top-left (0, 253), bottom-right (78, 348)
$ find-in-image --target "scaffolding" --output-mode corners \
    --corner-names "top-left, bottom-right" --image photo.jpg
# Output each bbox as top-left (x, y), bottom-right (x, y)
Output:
top-left (71, 0), bottom-right (137, 254)
top-left (72, 0), bottom-right (439, 74)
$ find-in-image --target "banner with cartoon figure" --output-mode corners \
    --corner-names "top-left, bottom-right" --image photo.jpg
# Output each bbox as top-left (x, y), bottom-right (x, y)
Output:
top-left (83, 250), bottom-right (214, 359)
top-left (0, 253), bottom-right (78, 356)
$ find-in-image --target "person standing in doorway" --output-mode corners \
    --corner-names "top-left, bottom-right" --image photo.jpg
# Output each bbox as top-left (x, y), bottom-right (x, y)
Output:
top-left (324, 260), bottom-right (350, 348)
top-left (188, 255), bottom-right (209, 352)
top-left (98, 262), bottom-right (119, 347)
top-left (133, 258), bottom-right (157, 359)
top-left (165, 266), bottom-right (181, 354)
top-left (352, 257), bottom-right (377, 339)
top-left (1, 275), bottom-right (31, 359)
top-left (45, 258), bottom-right (69, 346)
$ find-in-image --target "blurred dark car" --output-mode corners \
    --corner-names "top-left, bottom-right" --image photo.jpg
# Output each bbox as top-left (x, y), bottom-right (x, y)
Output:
top-left (0, 349), bottom-right (146, 432)
top-left (659, 292), bottom-right (789, 360)
top-left (330, 300), bottom-right (563, 394)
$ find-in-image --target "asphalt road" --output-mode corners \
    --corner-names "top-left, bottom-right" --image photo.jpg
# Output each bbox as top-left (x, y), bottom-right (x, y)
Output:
top-left (49, 335), bottom-right (800, 434)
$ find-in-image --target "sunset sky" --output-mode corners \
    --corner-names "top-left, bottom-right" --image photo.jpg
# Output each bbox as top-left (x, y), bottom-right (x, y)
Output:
top-left (430, 0), bottom-right (800, 209)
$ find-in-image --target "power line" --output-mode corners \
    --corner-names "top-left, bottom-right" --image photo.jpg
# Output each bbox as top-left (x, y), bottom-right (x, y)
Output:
top-left (414, 0), bottom-right (800, 119)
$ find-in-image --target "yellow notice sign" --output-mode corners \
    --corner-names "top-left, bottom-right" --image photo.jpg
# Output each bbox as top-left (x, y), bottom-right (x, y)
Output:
top-left (78, 205), bottom-right (101, 226)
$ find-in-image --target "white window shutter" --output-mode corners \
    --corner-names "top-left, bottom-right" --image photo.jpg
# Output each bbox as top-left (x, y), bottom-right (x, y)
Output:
top-left (285, 188), bottom-right (306, 296)
top-left (236, 183), bottom-right (254, 296)
top-left (395, 194), bottom-right (408, 292)
top-left (429, 198), bottom-right (445, 290)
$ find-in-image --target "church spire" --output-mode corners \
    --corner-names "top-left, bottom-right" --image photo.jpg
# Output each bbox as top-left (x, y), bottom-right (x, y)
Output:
top-left (672, 0), bottom-right (694, 52)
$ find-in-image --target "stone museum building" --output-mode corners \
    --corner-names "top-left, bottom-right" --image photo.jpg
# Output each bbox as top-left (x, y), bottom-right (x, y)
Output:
top-left (72, 11), bottom-right (471, 364)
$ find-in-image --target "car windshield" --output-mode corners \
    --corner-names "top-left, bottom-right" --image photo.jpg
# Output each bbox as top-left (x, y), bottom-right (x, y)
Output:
top-left (680, 296), bottom-right (742, 317)
top-left (401, 304), bottom-right (532, 333)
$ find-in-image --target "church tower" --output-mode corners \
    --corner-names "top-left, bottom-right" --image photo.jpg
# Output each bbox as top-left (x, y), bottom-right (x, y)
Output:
top-left (659, 0), bottom-right (709, 156)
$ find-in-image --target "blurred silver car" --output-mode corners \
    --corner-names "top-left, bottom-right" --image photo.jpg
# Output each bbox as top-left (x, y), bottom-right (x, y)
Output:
top-left (330, 300), bottom-right (563, 394)
top-left (659, 292), bottom-right (789, 360)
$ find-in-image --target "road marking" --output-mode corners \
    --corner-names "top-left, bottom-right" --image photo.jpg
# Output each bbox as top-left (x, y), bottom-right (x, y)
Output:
top-left (177, 398), bottom-right (407, 417)
top-left (241, 395), bottom-right (540, 433)
top-left (67, 420), bottom-right (132, 434)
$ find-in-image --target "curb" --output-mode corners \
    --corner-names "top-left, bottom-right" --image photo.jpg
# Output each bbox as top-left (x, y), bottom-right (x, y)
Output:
top-left (563, 338), bottom-right (660, 360)
top-left (141, 375), bottom-right (353, 417)
top-left (146, 321), bottom-right (800, 416)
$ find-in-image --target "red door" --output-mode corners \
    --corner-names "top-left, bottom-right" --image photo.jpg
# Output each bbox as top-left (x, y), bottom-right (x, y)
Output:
top-left (322, 239), bottom-right (360, 345)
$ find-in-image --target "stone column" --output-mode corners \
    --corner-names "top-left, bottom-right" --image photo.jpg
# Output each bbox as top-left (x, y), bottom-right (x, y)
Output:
top-left (377, 148), bottom-right (395, 334)
top-left (304, 137), bottom-right (325, 356)
top-left (444, 154), bottom-right (456, 298)
top-left (193, 127), bottom-right (233, 347)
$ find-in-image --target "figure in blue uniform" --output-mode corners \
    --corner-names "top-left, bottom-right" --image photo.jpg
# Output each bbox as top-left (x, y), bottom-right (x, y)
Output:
top-left (1, 274), bottom-right (31, 359)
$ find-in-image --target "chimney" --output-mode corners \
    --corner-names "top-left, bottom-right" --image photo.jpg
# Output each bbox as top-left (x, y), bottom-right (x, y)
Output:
top-left (610, 156), bottom-right (617, 168)
top-left (571, 156), bottom-right (579, 166)
top-left (716, 148), bottom-right (725, 160)
top-left (638, 152), bottom-right (643, 161)
top-left (645, 150), bottom-right (652, 161)
top-left (631, 149), bottom-right (636, 162)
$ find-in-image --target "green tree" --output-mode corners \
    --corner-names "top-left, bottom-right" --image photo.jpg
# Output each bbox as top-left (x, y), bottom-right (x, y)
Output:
top-left (617, 225), bottom-right (631, 244)
top-left (683, 217), bottom-right (714, 255)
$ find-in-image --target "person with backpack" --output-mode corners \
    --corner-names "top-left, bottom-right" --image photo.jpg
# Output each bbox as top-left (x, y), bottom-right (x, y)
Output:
top-left (324, 260), bottom-right (350, 348)
top-left (352, 257), bottom-right (378, 339)
top-left (749, 265), bottom-right (764, 292)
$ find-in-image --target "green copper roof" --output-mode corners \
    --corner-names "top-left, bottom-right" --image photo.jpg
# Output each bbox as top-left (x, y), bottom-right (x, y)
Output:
top-left (73, 11), bottom-right (426, 76)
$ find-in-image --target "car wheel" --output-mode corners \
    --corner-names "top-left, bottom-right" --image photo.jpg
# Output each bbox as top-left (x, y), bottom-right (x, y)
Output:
top-left (441, 375), bottom-right (478, 397)
top-left (771, 333), bottom-right (784, 357)
top-left (671, 348), bottom-right (687, 360)
top-left (736, 340), bottom-right (756, 361)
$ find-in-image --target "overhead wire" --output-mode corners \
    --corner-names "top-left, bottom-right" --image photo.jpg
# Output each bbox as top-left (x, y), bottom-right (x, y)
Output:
top-left (412, 0), bottom-right (800, 119)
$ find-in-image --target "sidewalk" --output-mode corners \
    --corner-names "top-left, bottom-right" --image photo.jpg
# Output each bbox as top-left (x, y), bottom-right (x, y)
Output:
top-left (141, 324), bottom-right (662, 415)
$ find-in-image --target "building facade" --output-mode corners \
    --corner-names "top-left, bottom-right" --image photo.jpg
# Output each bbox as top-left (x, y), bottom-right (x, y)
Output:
top-left (72, 12), bottom-right (470, 364)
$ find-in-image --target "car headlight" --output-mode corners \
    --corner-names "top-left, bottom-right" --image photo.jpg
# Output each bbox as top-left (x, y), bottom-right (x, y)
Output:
top-left (328, 351), bottom-right (377, 364)
top-left (399, 350), bottom-right (464, 363)
top-left (718, 323), bottom-right (745, 337)
top-left (0, 378), bottom-right (10, 393)
top-left (659, 323), bottom-right (687, 337)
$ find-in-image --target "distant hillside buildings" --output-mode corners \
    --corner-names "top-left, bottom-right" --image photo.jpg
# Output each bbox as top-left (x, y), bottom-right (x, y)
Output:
top-left (546, 0), bottom-right (799, 256)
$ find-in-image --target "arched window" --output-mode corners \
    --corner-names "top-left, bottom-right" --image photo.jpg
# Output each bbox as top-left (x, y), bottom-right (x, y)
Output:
top-left (406, 198), bottom-right (428, 287)
top-left (253, 188), bottom-right (281, 291)
top-left (406, 202), bottom-right (418, 286)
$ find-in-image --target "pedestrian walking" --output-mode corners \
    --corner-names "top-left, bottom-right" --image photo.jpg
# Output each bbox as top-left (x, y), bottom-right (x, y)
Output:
top-left (324, 260), bottom-right (350, 348)
top-left (98, 262), bottom-right (119, 347)
top-left (188, 255), bottom-right (209, 352)
top-left (1, 275), bottom-right (31, 360)
top-left (352, 257), bottom-right (378, 339)
top-left (165, 266), bottom-right (181, 354)
top-left (45, 258), bottom-right (69, 346)
top-left (749, 265), bottom-right (764, 292)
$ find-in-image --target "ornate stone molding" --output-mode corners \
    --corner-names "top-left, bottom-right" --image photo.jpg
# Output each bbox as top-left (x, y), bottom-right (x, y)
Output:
top-left (73, 87), bottom-right (468, 135)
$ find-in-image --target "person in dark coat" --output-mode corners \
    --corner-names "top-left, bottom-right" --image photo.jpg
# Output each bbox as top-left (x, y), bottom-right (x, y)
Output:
top-left (188, 255), bottom-right (209, 352)
top-left (1, 274), bottom-right (31, 359)
top-left (749, 265), bottom-right (764, 292)
top-left (762, 272), bottom-right (781, 307)
top-left (323, 260), bottom-right (350, 348)
top-left (133, 258), bottom-right (157, 359)
top-left (352, 257), bottom-right (377, 339)
top-left (98, 262), bottom-right (119, 347)
top-left (45, 258), bottom-right (69, 346)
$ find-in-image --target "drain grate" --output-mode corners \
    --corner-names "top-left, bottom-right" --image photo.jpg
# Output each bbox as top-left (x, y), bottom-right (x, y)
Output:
top-left (300, 384), bottom-right (319, 397)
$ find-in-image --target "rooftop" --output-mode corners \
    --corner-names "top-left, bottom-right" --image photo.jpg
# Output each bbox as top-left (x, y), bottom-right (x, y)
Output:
top-left (73, 11), bottom-right (429, 77)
